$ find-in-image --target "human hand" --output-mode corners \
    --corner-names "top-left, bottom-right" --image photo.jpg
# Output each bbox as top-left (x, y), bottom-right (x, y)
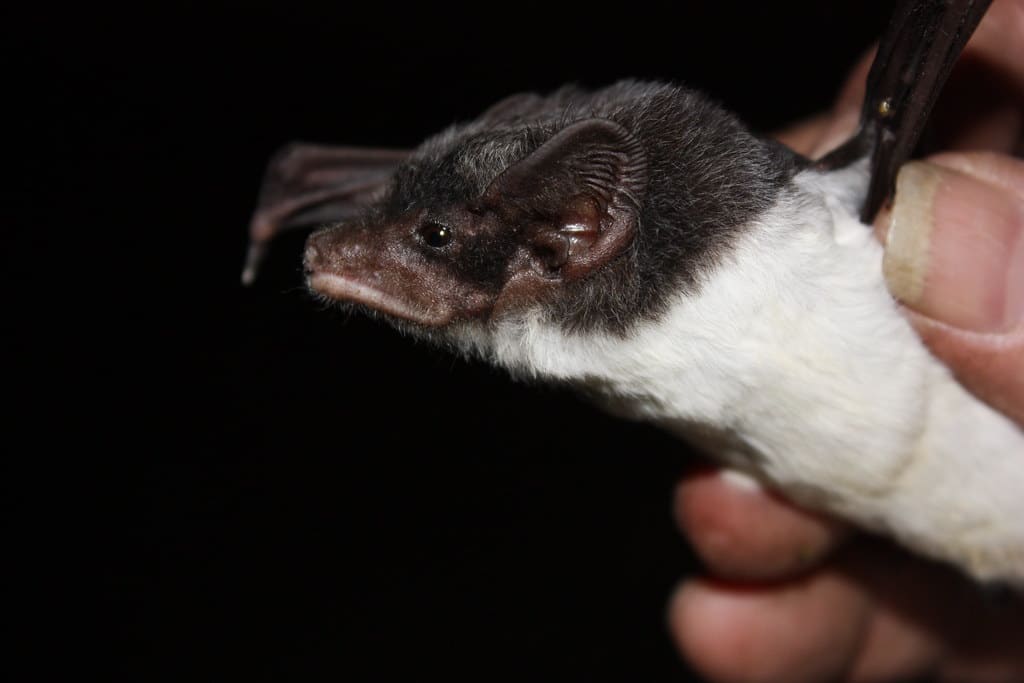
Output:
top-left (668, 1), bottom-right (1024, 680)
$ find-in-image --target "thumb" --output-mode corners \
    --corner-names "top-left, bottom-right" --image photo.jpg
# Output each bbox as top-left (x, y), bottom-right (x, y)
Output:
top-left (875, 152), bottom-right (1024, 423)
top-left (877, 153), bottom-right (1024, 333)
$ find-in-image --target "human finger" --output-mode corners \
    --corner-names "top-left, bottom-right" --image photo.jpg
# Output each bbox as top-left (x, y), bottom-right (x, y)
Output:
top-left (874, 152), bottom-right (1024, 423)
top-left (673, 467), bottom-right (849, 581)
top-left (668, 568), bottom-right (870, 683)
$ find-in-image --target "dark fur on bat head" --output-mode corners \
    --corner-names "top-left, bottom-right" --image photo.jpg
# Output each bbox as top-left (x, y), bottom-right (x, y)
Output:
top-left (304, 81), bottom-right (804, 342)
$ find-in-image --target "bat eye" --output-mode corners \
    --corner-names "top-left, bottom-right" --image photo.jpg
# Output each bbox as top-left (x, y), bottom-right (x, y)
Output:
top-left (419, 221), bottom-right (453, 248)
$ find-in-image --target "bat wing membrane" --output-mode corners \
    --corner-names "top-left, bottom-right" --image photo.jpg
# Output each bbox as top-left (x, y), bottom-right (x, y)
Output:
top-left (243, 144), bottom-right (408, 284)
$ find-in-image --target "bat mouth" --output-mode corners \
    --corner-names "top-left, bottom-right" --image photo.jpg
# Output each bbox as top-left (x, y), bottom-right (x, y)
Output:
top-left (308, 273), bottom-right (447, 327)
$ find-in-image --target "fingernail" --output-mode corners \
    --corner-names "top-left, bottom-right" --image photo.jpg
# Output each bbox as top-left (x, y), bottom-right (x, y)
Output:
top-left (719, 469), bottom-right (762, 493)
top-left (881, 161), bottom-right (1024, 332)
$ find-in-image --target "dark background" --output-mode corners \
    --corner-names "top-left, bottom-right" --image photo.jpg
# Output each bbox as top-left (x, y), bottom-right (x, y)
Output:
top-left (11, 1), bottom-right (892, 680)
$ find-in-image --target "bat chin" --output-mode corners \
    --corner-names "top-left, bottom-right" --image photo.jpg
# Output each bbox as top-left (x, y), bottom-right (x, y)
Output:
top-left (307, 272), bottom-right (449, 327)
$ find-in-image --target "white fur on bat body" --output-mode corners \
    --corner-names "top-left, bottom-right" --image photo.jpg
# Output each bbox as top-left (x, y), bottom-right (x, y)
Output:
top-left (460, 163), bottom-right (1024, 587)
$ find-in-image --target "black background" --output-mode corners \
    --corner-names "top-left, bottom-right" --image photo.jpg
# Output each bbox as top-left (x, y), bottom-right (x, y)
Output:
top-left (11, 2), bottom-right (892, 680)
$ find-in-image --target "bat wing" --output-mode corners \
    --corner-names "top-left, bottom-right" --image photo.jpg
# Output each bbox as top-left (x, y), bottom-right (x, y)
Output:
top-left (242, 144), bottom-right (409, 284)
top-left (818, 0), bottom-right (992, 222)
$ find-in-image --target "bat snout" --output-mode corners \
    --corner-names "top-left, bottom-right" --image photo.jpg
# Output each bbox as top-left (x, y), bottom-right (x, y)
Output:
top-left (304, 224), bottom-right (379, 277)
top-left (302, 235), bottom-right (324, 276)
top-left (303, 228), bottom-right (356, 276)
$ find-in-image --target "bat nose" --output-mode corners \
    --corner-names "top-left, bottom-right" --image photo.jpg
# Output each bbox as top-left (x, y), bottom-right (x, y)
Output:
top-left (304, 224), bottom-right (374, 275)
top-left (304, 222), bottom-right (385, 279)
top-left (303, 231), bottom-right (328, 275)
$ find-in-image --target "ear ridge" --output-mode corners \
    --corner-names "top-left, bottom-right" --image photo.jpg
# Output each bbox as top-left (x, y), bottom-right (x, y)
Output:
top-left (577, 143), bottom-right (647, 214)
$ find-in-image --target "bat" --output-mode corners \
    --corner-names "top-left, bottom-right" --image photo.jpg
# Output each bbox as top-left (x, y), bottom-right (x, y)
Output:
top-left (244, 0), bottom-right (1024, 588)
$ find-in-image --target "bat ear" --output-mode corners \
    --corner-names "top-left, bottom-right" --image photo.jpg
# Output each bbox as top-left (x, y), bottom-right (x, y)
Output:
top-left (484, 118), bottom-right (647, 281)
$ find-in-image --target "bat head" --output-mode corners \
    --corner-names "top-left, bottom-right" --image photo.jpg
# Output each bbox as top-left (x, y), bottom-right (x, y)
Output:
top-left (302, 82), bottom-right (802, 360)
top-left (305, 117), bottom-right (646, 329)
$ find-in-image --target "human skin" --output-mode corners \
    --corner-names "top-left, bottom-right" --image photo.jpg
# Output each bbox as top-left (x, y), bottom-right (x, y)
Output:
top-left (667, 1), bottom-right (1024, 681)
